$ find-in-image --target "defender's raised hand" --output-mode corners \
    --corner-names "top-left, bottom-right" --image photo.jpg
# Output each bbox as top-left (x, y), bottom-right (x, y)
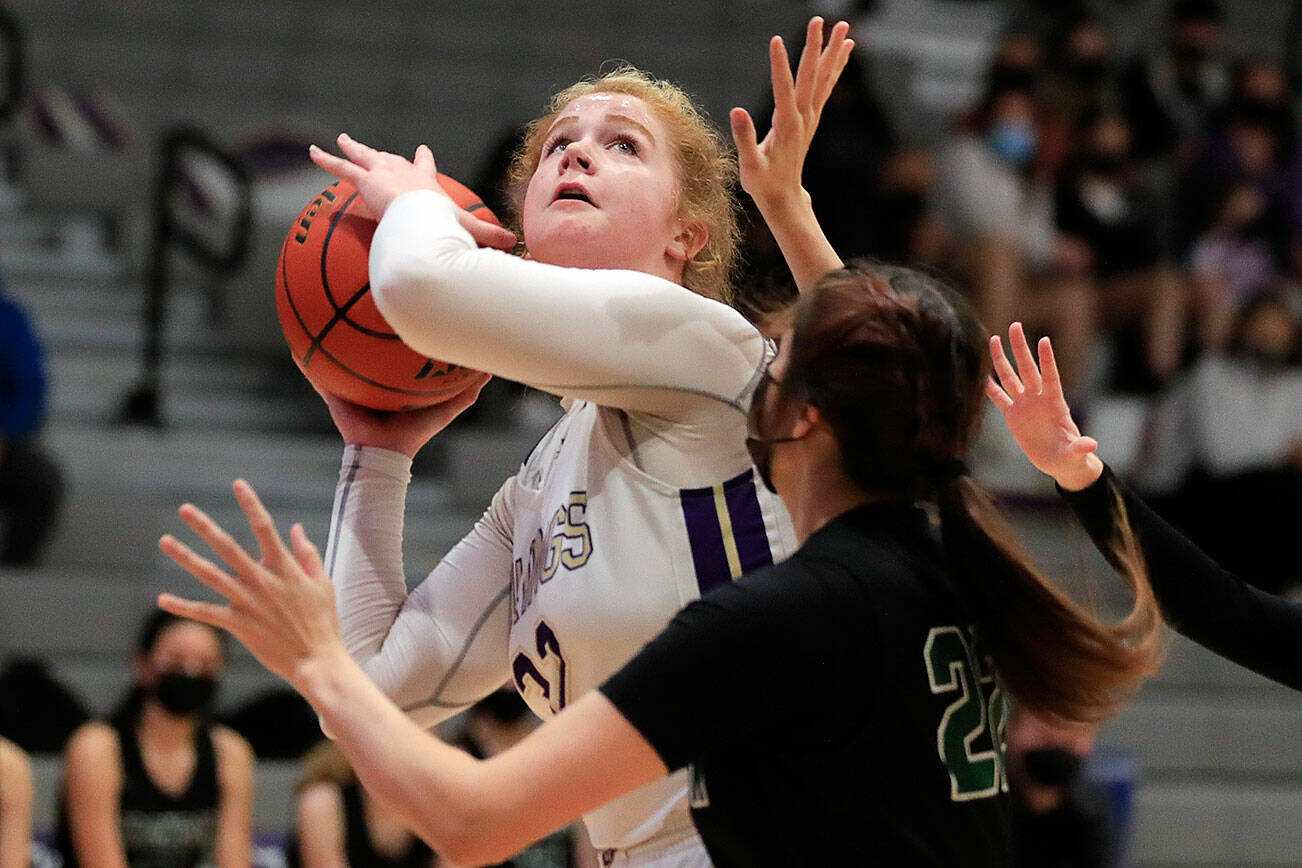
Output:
top-left (157, 480), bottom-right (350, 688)
top-left (730, 16), bottom-right (853, 208)
top-left (986, 323), bottom-right (1105, 492)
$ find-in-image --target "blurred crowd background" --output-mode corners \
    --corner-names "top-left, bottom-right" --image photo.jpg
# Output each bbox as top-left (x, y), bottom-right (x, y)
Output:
top-left (0, 0), bottom-right (1299, 866)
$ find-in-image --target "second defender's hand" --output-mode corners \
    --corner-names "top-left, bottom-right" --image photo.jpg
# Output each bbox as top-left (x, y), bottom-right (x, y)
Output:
top-left (985, 323), bottom-right (1104, 492)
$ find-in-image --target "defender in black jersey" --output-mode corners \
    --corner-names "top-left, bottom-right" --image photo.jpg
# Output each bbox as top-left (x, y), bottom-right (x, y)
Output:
top-left (603, 501), bottom-right (1012, 866)
top-left (160, 265), bottom-right (1164, 867)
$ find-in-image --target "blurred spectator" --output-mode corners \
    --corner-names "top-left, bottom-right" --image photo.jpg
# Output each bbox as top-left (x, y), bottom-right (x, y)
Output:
top-left (56, 610), bottom-right (254, 868)
top-left (1143, 294), bottom-right (1302, 594)
top-left (287, 689), bottom-right (584, 868)
top-left (736, 41), bottom-right (897, 317)
top-left (1189, 181), bottom-right (1286, 348)
top-left (0, 656), bottom-right (89, 753)
top-left (1180, 58), bottom-right (1302, 346)
top-left (0, 276), bottom-right (63, 566)
top-left (218, 687), bottom-right (322, 761)
top-left (936, 74), bottom-right (1095, 395)
top-left (988, 27), bottom-right (1044, 87)
top-left (1119, 0), bottom-right (1230, 165)
top-left (1054, 108), bottom-right (1189, 389)
top-left (1039, 13), bottom-right (1121, 176)
top-left (797, 47), bottom-right (898, 263)
top-left (447, 689), bottom-right (583, 868)
top-left (1007, 706), bottom-right (1116, 868)
top-left (1044, 14), bottom-right (1119, 127)
top-left (286, 740), bottom-right (435, 868)
top-left (0, 735), bottom-right (31, 868)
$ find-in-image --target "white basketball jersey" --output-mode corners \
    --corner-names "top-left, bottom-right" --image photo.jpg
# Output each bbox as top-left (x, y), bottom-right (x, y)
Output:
top-left (507, 400), bottom-right (796, 847)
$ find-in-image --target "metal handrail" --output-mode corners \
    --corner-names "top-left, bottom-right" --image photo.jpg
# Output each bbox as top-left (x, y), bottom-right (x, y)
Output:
top-left (120, 126), bottom-right (253, 425)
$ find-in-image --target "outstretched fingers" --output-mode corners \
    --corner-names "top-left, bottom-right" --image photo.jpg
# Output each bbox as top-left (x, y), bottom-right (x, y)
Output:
top-left (335, 132), bottom-right (383, 168)
top-left (308, 145), bottom-right (364, 186)
top-left (231, 479), bottom-right (289, 568)
top-left (178, 502), bottom-right (263, 580)
top-left (290, 523), bottom-right (325, 578)
top-left (985, 375), bottom-right (1014, 412)
top-left (813, 22), bottom-right (853, 109)
top-left (793, 17), bottom-right (824, 109)
top-left (988, 335), bottom-right (1024, 396)
top-left (159, 533), bottom-right (256, 610)
top-left (157, 594), bottom-right (236, 633)
top-left (1008, 322), bottom-right (1043, 393)
top-left (769, 35), bottom-right (797, 122)
top-left (729, 107), bottom-right (760, 161)
top-left (1036, 336), bottom-right (1065, 400)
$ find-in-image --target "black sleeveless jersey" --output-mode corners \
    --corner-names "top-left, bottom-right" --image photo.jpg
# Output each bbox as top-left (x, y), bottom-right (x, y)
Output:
top-left (57, 717), bottom-right (219, 868)
top-left (603, 501), bottom-right (1012, 867)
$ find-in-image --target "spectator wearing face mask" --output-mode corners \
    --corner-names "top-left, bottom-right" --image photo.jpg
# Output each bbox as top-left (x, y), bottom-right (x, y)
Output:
top-left (937, 75), bottom-right (1096, 395)
top-left (1140, 294), bottom-right (1302, 594)
top-left (1054, 109), bottom-right (1189, 390)
top-left (55, 610), bottom-right (254, 868)
top-left (1007, 706), bottom-right (1115, 868)
top-left (1005, 707), bottom-right (1119, 868)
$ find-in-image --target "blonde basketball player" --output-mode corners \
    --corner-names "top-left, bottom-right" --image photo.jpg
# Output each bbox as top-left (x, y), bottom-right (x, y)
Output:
top-left (288, 19), bottom-right (849, 867)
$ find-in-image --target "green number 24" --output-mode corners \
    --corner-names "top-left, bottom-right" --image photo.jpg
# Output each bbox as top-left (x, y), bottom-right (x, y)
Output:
top-left (923, 626), bottom-right (1008, 801)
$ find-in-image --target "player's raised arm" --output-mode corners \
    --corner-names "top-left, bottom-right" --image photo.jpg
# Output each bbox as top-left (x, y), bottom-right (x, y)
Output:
top-left (732, 16), bottom-right (852, 293)
top-left (158, 482), bottom-right (664, 865)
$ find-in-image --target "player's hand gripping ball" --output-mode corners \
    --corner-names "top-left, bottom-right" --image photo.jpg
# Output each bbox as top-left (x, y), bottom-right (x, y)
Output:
top-left (276, 176), bottom-right (501, 410)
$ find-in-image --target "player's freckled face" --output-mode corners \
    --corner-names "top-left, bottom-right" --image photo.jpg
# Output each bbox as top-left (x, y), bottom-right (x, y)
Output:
top-left (522, 94), bottom-right (687, 279)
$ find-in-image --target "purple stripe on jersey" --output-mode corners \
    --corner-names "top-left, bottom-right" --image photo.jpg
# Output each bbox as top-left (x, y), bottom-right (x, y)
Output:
top-left (680, 484), bottom-right (732, 597)
top-left (723, 470), bottom-right (774, 573)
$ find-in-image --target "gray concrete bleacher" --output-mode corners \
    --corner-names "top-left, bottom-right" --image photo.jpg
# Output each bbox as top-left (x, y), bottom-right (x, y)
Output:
top-left (0, 1), bottom-right (1300, 863)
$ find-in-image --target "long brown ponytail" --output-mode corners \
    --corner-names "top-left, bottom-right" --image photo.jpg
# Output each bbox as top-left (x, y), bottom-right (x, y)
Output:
top-left (785, 264), bottom-right (1163, 723)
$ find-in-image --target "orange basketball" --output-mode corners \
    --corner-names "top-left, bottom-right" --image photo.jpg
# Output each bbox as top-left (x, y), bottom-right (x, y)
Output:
top-left (276, 176), bottom-right (501, 410)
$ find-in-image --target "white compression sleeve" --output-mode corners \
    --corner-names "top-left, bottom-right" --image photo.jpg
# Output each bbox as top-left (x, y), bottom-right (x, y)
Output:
top-left (326, 445), bottom-right (514, 727)
top-left (369, 190), bottom-right (767, 421)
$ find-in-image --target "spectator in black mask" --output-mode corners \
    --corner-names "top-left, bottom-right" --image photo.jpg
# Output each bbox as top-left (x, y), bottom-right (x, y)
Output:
top-left (56, 610), bottom-right (254, 868)
top-left (1008, 706), bottom-right (1116, 868)
top-left (1120, 0), bottom-right (1229, 165)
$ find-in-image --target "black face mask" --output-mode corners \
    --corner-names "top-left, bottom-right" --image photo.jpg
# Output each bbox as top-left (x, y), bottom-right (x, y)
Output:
top-left (746, 368), bottom-right (802, 494)
top-left (153, 672), bottom-right (217, 717)
top-left (1023, 748), bottom-right (1083, 787)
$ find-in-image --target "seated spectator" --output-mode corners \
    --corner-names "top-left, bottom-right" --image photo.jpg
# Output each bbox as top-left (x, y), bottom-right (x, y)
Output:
top-left (1189, 182), bottom-right (1285, 349)
top-left (287, 689), bottom-right (579, 868)
top-left (0, 735), bottom-right (31, 868)
top-left (1119, 0), bottom-right (1230, 166)
top-left (936, 76), bottom-right (1095, 395)
top-left (56, 610), bottom-right (254, 867)
top-left (447, 689), bottom-right (579, 867)
top-left (1055, 108), bottom-right (1189, 389)
top-left (0, 276), bottom-right (63, 567)
top-left (1041, 13), bottom-right (1122, 172)
top-left (1144, 294), bottom-right (1302, 594)
top-left (1046, 13), bottom-right (1118, 120)
top-left (287, 740), bottom-right (435, 868)
top-left (1007, 707), bottom-right (1116, 868)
